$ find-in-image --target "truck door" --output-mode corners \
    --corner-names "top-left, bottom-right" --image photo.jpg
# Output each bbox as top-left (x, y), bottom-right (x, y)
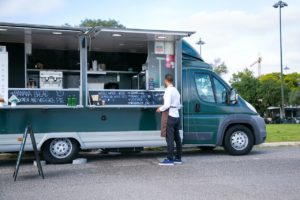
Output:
top-left (183, 68), bottom-right (228, 145)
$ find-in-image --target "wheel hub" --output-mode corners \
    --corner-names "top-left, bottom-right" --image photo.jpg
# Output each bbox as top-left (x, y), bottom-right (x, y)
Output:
top-left (50, 138), bottom-right (72, 159)
top-left (230, 131), bottom-right (249, 150)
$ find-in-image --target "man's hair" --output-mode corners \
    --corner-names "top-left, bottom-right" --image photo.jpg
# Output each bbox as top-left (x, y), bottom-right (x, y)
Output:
top-left (165, 74), bottom-right (173, 83)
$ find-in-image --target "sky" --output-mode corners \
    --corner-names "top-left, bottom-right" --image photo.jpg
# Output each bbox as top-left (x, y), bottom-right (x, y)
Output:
top-left (0, 0), bottom-right (299, 81)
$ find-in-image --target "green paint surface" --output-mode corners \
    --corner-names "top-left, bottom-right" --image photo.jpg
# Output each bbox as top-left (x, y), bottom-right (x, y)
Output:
top-left (0, 108), bottom-right (161, 134)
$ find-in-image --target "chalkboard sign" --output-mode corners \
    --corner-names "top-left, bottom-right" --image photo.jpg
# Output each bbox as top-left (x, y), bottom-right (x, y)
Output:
top-left (89, 90), bottom-right (164, 106)
top-left (13, 125), bottom-right (44, 181)
top-left (8, 89), bottom-right (79, 105)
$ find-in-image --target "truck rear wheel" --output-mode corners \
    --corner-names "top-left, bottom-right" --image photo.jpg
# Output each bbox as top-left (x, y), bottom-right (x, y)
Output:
top-left (224, 125), bottom-right (254, 155)
top-left (42, 138), bottom-right (79, 164)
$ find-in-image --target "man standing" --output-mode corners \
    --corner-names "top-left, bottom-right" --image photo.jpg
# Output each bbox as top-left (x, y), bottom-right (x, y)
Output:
top-left (156, 74), bottom-right (182, 165)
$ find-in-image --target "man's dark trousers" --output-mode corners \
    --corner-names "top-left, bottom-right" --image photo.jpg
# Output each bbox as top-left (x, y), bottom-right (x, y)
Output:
top-left (166, 116), bottom-right (182, 160)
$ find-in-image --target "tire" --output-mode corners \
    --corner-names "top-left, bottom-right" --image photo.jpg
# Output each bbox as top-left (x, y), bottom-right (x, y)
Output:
top-left (198, 146), bottom-right (216, 151)
top-left (223, 125), bottom-right (254, 155)
top-left (42, 138), bottom-right (79, 164)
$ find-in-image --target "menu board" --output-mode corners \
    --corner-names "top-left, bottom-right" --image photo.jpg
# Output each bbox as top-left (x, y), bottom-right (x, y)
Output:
top-left (0, 49), bottom-right (8, 105)
top-left (8, 89), bottom-right (79, 105)
top-left (89, 90), bottom-right (164, 106)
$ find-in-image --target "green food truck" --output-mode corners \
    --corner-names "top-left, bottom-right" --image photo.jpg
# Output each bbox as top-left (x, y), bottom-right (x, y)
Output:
top-left (0, 22), bottom-right (266, 163)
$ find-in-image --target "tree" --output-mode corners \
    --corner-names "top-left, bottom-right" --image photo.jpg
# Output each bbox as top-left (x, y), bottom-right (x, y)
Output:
top-left (258, 78), bottom-right (290, 113)
top-left (260, 72), bottom-right (300, 91)
top-left (289, 89), bottom-right (300, 106)
top-left (79, 18), bottom-right (125, 28)
top-left (284, 73), bottom-right (300, 90)
top-left (62, 23), bottom-right (72, 27)
top-left (230, 68), bottom-right (261, 112)
top-left (259, 72), bottom-right (280, 82)
top-left (230, 70), bottom-right (299, 116)
top-left (211, 58), bottom-right (228, 76)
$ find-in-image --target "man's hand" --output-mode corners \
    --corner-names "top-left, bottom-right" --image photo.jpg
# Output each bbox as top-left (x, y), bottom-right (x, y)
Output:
top-left (156, 107), bottom-right (161, 113)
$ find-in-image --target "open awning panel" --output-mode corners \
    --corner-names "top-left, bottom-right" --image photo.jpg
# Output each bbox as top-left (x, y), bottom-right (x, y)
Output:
top-left (0, 22), bottom-right (195, 52)
top-left (88, 27), bottom-right (195, 53)
top-left (0, 22), bottom-right (85, 50)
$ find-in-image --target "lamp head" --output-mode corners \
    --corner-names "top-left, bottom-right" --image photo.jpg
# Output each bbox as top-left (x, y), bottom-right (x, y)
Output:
top-left (273, 1), bottom-right (288, 8)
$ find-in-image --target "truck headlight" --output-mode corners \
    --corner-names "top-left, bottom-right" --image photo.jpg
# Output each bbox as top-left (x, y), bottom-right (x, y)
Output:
top-left (245, 101), bottom-right (257, 113)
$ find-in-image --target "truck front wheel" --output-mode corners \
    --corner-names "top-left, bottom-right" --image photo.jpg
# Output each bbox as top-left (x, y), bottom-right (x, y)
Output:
top-left (42, 138), bottom-right (79, 164)
top-left (224, 125), bottom-right (254, 155)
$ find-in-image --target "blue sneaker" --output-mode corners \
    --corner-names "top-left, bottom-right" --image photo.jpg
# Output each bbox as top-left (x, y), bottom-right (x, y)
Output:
top-left (159, 159), bottom-right (174, 166)
top-left (174, 158), bottom-right (182, 164)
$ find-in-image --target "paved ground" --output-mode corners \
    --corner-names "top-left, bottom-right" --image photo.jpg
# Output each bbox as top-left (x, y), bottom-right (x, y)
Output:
top-left (0, 146), bottom-right (300, 200)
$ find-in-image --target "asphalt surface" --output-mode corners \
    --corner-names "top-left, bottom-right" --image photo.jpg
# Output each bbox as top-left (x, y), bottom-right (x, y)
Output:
top-left (0, 146), bottom-right (300, 200)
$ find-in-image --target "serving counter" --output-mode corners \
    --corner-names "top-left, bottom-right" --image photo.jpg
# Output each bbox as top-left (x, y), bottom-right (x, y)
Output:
top-left (1, 88), bottom-right (81, 109)
top-left (88, 89), bottom-right (164, 108)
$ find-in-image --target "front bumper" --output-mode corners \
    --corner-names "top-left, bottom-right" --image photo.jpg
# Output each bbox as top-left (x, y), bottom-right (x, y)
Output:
top-left (251, 115), bottom-right (267, 145)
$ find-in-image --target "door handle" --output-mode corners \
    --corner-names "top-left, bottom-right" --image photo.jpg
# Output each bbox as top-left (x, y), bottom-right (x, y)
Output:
top-left (195, 103), bottom-right (200, 112)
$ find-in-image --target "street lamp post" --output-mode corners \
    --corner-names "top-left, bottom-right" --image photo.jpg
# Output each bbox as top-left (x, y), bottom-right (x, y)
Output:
top-left (196, 38), bottom-right (205, 57)
top-left (273, 1), bottom-right (288, 120)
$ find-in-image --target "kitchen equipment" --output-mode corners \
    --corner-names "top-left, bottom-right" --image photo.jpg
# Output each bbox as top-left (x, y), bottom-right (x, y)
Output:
top-left (91, 94), bottom-right (101, 105)
top-left (27, 79), bottom-right (37, 88)
top-left (100, 63), bottom-right (106, 71)
top-left (40, 71), bottom-right (63, 89)
top-left (92, 60), bottom-right (98, 71)
top-left (88, 83), bottom-right (104, 90)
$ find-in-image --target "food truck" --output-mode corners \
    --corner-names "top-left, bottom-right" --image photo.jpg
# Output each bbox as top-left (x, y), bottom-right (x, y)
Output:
top-left (0, 22), bottom-right (266, 163)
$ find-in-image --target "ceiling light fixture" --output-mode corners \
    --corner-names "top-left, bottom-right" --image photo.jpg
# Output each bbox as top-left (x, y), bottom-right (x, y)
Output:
top-left (52, 31), bottom-right (62, 35)
top-left (112, 33), bottom-right (122, 37)
top-left (157, 35), bottom-right (166, 39)
top-left (0, 28), bottom-right (7, 31)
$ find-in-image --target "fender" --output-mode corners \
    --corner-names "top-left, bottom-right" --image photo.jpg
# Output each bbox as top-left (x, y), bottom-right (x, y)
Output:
top-left (37, 132), bottom-right (85, 150)
top-left (216, 114), bottom-right (266, 146)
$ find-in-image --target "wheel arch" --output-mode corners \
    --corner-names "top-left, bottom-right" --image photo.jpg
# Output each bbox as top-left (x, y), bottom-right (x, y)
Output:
top-left (216, 114), bottom-right (261, 146)
top-left (38, 133), bottom-right (84, 151)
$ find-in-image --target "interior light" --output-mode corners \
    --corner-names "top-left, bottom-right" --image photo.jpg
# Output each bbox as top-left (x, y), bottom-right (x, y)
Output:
top-left (52, 32), bottom-right (62, 35)
top-left (112, 33), bottom-right (122, 37)
top-left (157, 35), bottom-right (167, 39)
top-left (0, 28), bottom-right (7, 31)
top-left (119, 43), bottom-right (125, 46)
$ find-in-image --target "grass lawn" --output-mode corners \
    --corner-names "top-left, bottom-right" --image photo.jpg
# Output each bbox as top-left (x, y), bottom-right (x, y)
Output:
top-left (266, 124), bottom-right (300, 142)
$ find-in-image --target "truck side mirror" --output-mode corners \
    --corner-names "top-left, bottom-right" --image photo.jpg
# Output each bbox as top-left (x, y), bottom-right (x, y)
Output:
top-left (222, 91), bottom-right (227, 103)
top-left (227, 89), bottom-right (238, 104)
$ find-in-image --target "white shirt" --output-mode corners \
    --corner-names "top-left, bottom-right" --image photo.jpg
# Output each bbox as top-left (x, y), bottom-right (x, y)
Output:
top-left (159, 84), bottom-right (181, 118)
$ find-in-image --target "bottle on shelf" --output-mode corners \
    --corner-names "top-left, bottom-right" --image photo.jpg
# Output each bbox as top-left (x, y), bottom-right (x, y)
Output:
top-left (71, 95), bottom-right (77, 106)
top-left (67, 95), bottom-right (72, 106)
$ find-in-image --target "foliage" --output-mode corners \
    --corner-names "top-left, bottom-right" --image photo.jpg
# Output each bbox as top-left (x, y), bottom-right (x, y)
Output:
top-left (211, 58), bottom-right (228, 75)
top-left (284, 72), bottom-right (300, 90)
top-left (230, 68), bottom-right (260, 110)
top-left (230, 69), bottom-right (297, 115)
top-left (260, 72), bottom-right (300, 90)
top-left (258, 78), bottom-right (290, 114)
top-left (259, 73), bottom-right (280, 82)
top-left (289, 89), bottom-right (300, 105)
top-left (79, 18), bottom-right (125, 28)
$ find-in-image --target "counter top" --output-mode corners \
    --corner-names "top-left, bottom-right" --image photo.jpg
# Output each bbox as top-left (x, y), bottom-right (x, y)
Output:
top-left (0, 105), bottom-right (84, 109)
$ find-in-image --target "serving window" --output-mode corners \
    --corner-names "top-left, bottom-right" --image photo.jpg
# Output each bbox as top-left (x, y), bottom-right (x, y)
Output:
top-left (0, 24), bottom-right (190, 108)
top-left (87, 28), bottom-right (178, 107)
top-left (0, 25), bottom-right (83, 108)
